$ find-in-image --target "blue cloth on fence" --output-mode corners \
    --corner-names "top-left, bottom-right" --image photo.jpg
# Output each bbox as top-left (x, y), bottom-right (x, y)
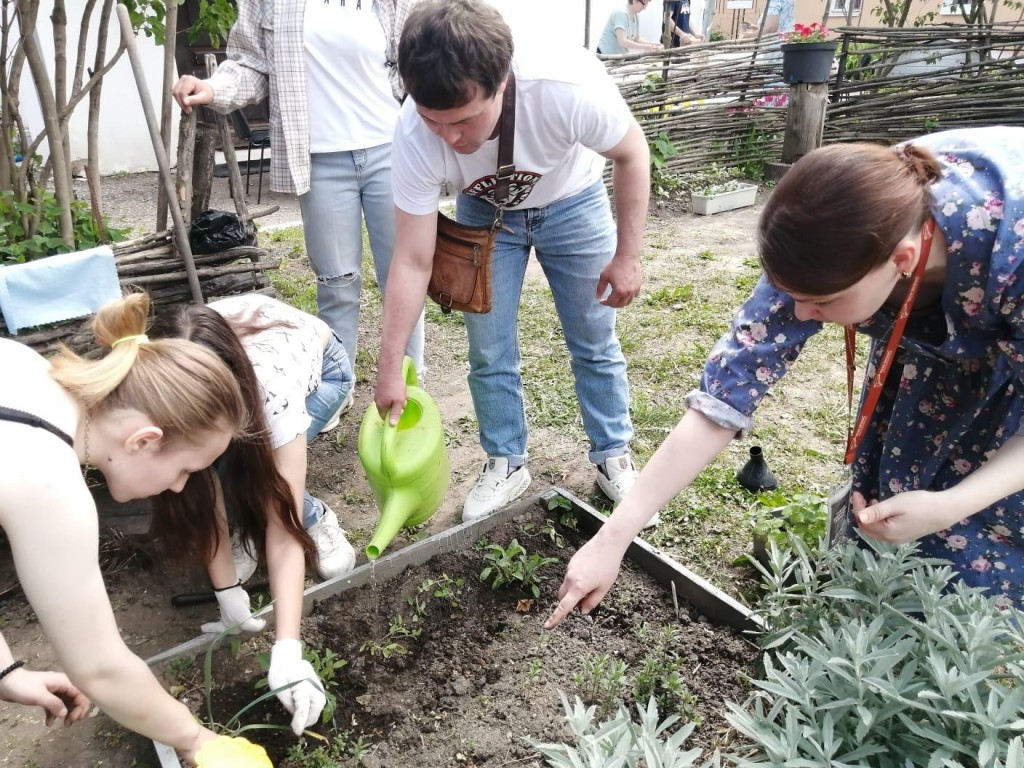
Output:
top-left (0, 246), bottom-right (120, 335)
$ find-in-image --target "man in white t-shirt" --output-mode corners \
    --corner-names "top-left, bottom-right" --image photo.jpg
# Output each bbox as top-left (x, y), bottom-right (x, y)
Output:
top-left (374, 0), bottom-right (656, 526)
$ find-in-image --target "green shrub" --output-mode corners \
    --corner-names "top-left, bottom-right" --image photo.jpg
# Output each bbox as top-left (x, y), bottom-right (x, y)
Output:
top-left (0, 190), bottom-right (126, 264)
top-left (730, 537), bottom-right (1024, 766)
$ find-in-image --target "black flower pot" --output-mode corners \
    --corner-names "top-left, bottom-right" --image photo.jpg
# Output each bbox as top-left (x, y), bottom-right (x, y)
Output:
top-left (781, 41), bottom-right (838, 84)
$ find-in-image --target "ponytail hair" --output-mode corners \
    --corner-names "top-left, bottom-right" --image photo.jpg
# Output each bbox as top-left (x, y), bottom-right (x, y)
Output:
top-left (48, 293), bottom-right (247, 446)
top-left (148, 304), bottom-right (317, 567)
top-left (758, 141), bottom-right (942, 296)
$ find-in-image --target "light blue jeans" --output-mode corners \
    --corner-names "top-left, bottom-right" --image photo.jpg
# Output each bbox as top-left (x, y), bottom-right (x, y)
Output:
top-left (301, 333), bottom-right (353, 527)
top-left (456, 180), bottom-right (633, 466)
top-left (299, 145), bottom-right (424, 372)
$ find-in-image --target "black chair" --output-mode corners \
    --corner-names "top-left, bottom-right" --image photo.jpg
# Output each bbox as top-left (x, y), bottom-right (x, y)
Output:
top-left (229, 110), bottom-right (271, 204)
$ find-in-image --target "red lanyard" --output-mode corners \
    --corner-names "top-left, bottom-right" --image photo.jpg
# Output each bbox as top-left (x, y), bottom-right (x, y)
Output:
top-left (843, 218), bottom-right (935, 465)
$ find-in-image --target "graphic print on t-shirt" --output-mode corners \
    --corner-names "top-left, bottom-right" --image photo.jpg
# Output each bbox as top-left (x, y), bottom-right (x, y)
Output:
top-left (463, 170), bottom-right (543, 208)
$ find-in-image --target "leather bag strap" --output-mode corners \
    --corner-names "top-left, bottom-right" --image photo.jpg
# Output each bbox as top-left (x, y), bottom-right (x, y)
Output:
top-left (492, 71), bottom-right (516, 213)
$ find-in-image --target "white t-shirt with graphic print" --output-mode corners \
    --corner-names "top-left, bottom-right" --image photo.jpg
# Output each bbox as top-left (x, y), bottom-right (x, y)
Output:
top-left (392, 46), bottom-right (633, 215)
top-left (210, 294), bottom-right (328, 449)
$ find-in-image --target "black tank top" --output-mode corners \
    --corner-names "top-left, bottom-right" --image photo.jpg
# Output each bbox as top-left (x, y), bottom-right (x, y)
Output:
top-left (0, 405), bottom-right (74, 449)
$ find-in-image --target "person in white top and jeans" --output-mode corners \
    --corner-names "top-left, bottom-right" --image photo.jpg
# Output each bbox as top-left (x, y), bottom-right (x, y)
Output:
top-left (374, 0), bottom-right (657, 526)
top-left (172, 0), bottom-right (424, 378)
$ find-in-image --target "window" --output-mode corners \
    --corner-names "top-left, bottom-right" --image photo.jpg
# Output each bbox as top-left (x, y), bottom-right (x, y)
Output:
top-left (940, 0), bottom-right (974, 14)
top-left (827, 0), bottom-right (862, 17)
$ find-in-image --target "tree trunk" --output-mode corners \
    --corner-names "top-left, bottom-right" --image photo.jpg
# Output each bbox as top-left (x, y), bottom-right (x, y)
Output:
top-left (17, 0), bottom-right (74, 248)
top-left (86, 0), bottom-right (115, 241)
top-left (51, 0), bottom-right (72, 182)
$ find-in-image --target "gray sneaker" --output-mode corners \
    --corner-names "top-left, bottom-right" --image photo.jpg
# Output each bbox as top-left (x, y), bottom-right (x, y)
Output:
top-left (308, 504), bottom-right (356, 580)
top-left (232, 534), bottom-right (259, 583)
top-left (596, 455), bottom-right (660, 528)
top-left (462, 458), bottom-right (532, 524)
top-left (320, 387), bottom-right (355, 434)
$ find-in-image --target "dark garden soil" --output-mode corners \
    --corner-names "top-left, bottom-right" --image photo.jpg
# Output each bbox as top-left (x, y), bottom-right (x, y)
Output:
top-left (186, 505), bottom-right (758, 767)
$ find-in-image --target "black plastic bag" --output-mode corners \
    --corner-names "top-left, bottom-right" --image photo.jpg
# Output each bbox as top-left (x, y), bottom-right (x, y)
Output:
top-left (188, 209), bottom-right (258, 255)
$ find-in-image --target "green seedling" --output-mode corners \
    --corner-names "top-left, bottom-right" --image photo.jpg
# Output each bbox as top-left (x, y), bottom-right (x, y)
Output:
top-left (360, 615), bottom-right (422, 659)
top-left (573, 654), bottom-right (629, 719)
top-left (479, 538), bottom-right (558, 599)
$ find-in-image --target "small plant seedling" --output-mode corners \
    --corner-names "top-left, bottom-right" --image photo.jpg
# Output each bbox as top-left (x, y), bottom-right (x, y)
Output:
top-left (360, 615), bottom-right (423, 659)
top-left (572, 654), bottom-right (630, 719)
top-left (525, 657), bottom-right (544, 684)
top-left (543, 493), bottom-right (579, 531)
top-left (479, 539), bottom-right (559, 598)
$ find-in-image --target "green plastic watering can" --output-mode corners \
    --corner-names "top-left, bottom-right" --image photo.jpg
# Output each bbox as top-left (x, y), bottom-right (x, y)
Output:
top-left (358, 357), bottom-right (450, 560)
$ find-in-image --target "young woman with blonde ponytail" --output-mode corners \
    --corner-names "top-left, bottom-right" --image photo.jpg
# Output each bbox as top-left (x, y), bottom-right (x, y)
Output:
top-left (546, 126), bottom-right (1024, 628)
top-left (0, 292), bottom-right (268, 765)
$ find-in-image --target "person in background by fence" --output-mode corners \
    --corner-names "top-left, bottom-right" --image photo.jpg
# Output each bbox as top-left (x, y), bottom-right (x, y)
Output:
top-left (374, 0), bottom-right (653, 524)
top-left (597, 0), bottom-right (663, 54)
top-left (0, 292), bottom-right (270, 765)
top-left (741, 0), bottom-right (794, 39)
top-left (171, 0), bottom-right (424, 385)
top-left (546, 126), bottom-right (1024, 628)
top-left (663, 0), bottom-right (704, 46)
top-left (150, 292), bottom-right (357, 737)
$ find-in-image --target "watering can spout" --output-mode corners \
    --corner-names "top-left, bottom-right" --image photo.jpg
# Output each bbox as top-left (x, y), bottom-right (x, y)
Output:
top-left (365, 495), bottom-right (416, 561)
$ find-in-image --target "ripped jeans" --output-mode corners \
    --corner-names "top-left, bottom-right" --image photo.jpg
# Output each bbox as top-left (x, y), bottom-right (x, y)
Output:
top-left (299, 145), bottom-right (425, 373)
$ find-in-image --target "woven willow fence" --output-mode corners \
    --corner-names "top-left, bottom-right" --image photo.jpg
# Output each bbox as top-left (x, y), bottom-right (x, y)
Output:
top-left (607, 23), bottom-right (1024, 178)
top-left (827, 24), bottom-right (1024, 144)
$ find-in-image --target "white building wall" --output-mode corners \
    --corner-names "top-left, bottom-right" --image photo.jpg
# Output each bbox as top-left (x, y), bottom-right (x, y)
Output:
top-left (17, 0), bottom-right (700, 175)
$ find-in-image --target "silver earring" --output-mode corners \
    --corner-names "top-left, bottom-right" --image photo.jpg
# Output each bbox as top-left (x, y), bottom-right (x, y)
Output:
top-left (901, 271), bottom-right (911, 280)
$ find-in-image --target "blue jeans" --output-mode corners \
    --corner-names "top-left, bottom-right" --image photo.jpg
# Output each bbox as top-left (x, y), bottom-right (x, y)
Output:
top-left (301, 333), bottom-right (353, 527)
top-left (299, 145), bottom-right (424, 373)
top-left (456, 180), bottom-right (633, 466)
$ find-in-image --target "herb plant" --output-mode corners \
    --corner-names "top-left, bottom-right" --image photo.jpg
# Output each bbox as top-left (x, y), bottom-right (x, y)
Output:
top-left (479, 538), bottom-right (558, 598)
top-left (730, 537), bottom-right (1024, 766)
top-left (528, 694), bottom-right (704, 768)
top-left (750, 490), bottom-right (829, 555)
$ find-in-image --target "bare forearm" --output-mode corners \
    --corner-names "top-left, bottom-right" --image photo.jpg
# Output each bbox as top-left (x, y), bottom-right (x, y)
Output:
top-left (72, 653), bottom-right (205, 752)
top-left (266, 531), bottom-right (306, 641)
top-left (610, 140), bottom-right (650, 264)
top-left (379, 260), bottom-right (431, 380)
top-left (597, 409), bottom-right (735, 547)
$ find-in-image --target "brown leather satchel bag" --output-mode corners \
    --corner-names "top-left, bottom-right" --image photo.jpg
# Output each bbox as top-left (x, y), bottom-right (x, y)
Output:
top-left (427, 74), bottom-right (516, 314)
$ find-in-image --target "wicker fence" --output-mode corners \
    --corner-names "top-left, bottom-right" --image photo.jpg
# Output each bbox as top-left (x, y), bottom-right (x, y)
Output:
top-left (609, 24), bottom-right (1024, 178)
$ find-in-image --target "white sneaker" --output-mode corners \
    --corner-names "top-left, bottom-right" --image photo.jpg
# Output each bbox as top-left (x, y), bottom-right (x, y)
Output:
top-left (308, 504), bottom-right (356, 580)
top-left (462, 458), bottom-right (532, 524)
top-left (320, 387), bottom-right (355, 434)
top-left (232, 535), bottom-right (259, 584)
top-left (596, 455), bottom-right (660, 529)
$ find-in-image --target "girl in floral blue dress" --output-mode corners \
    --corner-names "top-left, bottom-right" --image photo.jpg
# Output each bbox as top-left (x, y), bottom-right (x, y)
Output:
top-left (547, 126), bottom-right (1024, 626)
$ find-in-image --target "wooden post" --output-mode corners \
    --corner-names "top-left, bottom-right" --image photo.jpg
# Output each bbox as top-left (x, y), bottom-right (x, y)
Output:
top-left (781, 82), bottom-right (828, 165)
top-left (115, 4), bottom-right (204, 305)
top-left (175, 109), bottom-right (197, 231)
top-left (192, 123), bottom-right (217, 220)
top-left (155, 0), bottom-right (178, 232)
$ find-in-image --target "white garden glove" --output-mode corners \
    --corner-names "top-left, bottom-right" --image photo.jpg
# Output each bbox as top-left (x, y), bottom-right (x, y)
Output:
top-left (267, 639), bottom-right (327, 736)
top-left (200, 583), bottom-right (267, 635)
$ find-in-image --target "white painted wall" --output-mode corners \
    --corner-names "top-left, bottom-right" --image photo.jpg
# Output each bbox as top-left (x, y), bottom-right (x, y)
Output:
top-left (17, 0), bottom-right (173, 174)
top-left (15, 0), bottom-right (706, 175)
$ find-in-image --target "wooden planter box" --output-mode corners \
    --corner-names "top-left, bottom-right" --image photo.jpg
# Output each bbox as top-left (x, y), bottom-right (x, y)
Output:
top-left (692, 183), bottom-right (758, 215)
top-left (149, 488), bottom-right (757, 766)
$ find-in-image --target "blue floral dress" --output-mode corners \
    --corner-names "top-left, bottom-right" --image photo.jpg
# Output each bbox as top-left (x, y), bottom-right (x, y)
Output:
top-left (687, 127), bottom-right (1024, 609)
